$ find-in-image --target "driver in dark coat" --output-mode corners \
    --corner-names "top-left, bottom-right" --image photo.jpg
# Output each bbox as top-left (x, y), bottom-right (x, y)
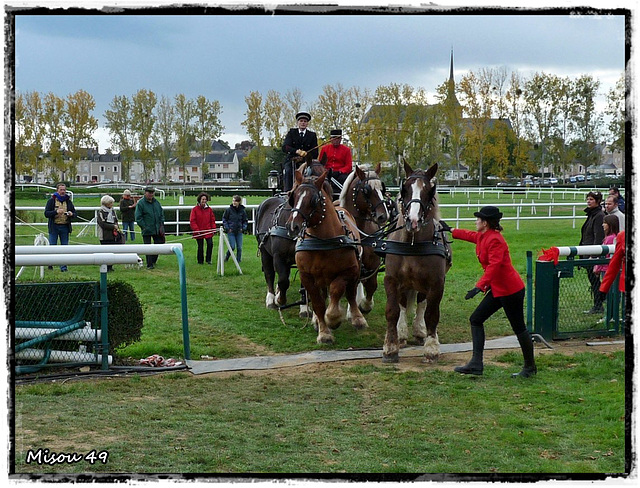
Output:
top-left (282, 111), bottom-right (318, 192)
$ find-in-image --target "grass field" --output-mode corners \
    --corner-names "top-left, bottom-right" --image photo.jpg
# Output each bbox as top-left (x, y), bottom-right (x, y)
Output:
top-left (11, 191), bottom-right (629, 477)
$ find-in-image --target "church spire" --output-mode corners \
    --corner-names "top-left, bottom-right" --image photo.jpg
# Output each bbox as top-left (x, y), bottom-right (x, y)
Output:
top-left (449, 47), bottom-right (454, 82)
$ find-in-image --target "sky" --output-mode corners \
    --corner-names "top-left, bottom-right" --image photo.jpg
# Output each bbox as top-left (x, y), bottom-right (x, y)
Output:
top-left (9, 2), bottom-right (631, 152)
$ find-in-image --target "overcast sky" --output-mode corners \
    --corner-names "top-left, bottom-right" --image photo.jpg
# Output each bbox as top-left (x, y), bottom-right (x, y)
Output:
top-left (10, 3), bottom-right (629, 151)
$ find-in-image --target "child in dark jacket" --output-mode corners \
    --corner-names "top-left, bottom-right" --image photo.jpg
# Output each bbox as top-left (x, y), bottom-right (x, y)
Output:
top-left (222, 195), bottom-right (249, 262)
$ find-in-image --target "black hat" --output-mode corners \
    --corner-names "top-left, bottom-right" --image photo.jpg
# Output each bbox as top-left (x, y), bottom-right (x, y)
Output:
top-left (329, 129), bottom-right (343, 138)
top-left (296, 111), bottom-right (311, 121)
top-left (474, 206), bottom-right (503, 220)
top-left (144, 186), bottom-right (155, 193)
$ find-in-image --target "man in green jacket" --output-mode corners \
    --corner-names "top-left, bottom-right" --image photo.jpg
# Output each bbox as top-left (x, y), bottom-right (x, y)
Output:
top-left (135, 187), bottom-right (165, 269)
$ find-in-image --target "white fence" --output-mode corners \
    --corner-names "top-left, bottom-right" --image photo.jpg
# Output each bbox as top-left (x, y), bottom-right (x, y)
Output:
top-left (16, 199), bottom-right (590, 236)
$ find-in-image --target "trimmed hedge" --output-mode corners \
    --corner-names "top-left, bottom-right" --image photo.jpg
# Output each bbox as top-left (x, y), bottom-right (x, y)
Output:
top-left (106, 279), bottom-right (144, 354)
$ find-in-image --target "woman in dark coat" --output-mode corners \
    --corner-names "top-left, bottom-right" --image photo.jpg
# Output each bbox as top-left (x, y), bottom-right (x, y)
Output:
top-left (440, 206), bottom-right (536, 378)
top-left (580, 191), bottom-right (606, 314)
top-left (222, 195), bottom-right (249, 263)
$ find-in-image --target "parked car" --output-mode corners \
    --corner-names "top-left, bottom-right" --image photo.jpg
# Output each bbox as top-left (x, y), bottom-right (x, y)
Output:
top-left (549, 177), bottom-right (558, 185)
top-left (576, 175), bottom-right (585, 182)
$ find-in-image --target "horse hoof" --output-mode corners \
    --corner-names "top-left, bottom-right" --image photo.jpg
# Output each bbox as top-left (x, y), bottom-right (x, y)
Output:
top-left (299, 310), bottom-right (311, 318)
top-left (352, 318), bottom-right (368, 330)
top-left (423, 353), bottom-right (439, 363)
top-left (328, 321), bottom-right (342, 330)
top-left (317, 334), bottom-right (334, 344)
top-left (398, 339), bottom-right (408, 349)
top-left (413, 336), bottom-right (426, 346)
top-left (358, 304), bottom-right (373, 314)
top-left (267, 303), bottom-right (278, 310)
top-left (382, 353), bottom-right (399, 363)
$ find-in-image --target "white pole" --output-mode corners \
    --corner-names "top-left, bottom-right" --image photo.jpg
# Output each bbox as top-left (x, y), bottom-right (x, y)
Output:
top-left (15, 253), bottom-right (141, 266)
top-left (16, 243), bottom-right (182, 255)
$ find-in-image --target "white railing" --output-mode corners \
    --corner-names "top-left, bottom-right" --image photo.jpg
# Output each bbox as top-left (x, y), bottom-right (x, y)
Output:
top-left (16, 199), bottom-right (590, 236)
top-left (15, 205), bottom-right (260, 237)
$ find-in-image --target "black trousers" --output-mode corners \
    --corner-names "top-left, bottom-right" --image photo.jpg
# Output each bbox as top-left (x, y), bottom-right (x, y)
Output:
top-left (196, 237), bottom-right (213, 264)
top-left (585, 265), bottom-right (604, 310)
top-left (470, 288), bottom-right (527, 335)
top-left (282, 161), bottom-right (295, 192)
top-left (142, 234), bottom-right (163, 267)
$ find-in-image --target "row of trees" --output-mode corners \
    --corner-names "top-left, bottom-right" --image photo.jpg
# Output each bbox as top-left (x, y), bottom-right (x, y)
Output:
top-left (15, 67), bottom-right (624, 187)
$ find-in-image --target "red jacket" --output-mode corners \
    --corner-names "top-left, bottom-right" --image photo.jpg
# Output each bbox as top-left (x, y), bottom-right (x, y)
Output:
top-left (452, 228), bottom-right (524, 297)
top-left (600, 230), bottom-right (625, 293)
top-left (318, 143), bottom-right (353, 174)
top-left (189, 204), bottom-right (217, 239)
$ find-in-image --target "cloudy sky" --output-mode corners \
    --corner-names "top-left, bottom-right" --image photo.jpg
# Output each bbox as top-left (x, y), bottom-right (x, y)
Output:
top-left (10, 2), bottom-right (629, 151)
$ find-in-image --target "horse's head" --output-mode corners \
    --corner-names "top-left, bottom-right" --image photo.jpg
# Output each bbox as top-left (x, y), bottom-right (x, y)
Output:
top-left (286, 170), bottom-right (329, 237)
top-left (346, 163), bottom-right (389, 227)
top-left (399, 161), bottom-right (439, 233)
top-left (299, 153), bottom-right (333, 196)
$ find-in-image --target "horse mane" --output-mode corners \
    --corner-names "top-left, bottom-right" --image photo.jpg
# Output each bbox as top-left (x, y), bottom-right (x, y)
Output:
top-left (338, 168), bottom-right (385, 208)
top-left (338, 170), bottom-right (357, 207)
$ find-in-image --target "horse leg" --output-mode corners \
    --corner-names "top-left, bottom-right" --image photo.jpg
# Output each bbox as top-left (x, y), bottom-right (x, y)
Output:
top-left (358, 275), bottom-right (377, 314)
top-left (301, 275), bottom-right (333, 343)
top-left (261, 252), bottom-right (277, 309)
top-left (345, 278), bottom-right (368, 330)
top-left (397, 289), bottom-right (414, 347)
top-left (274, 258), bottom-right (291, 308)
top-left (326, 279), bottom-right (347, 330)
top-left (383, 275), bottom-right (401, 363)
top-left (423, 288), bottom-right (444, 362)
top-left (412, 292), bottom-right (427, 345)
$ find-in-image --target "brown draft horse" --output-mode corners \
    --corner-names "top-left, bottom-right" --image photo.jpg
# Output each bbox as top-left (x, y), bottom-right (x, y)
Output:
top-left (338, 164), bottom-right (390, 314)
top-left (287, 170), bottom-right (368, 344)
top-left (381, 161), bottom-right (451, 363)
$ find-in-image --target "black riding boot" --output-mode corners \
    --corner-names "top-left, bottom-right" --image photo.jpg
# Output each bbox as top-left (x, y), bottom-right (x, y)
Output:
top-left (454, 326), bottom-right (484, 375)
top-left (512, 330), bottom-right (537, 378)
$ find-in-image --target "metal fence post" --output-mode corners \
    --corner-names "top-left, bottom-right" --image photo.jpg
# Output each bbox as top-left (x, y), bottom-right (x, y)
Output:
top-left (534, 260), bottom-right (558, 341)
top-left (99, 265), bottom-right (110, 371)
top-left (526, 251), bottom-right (533, 331)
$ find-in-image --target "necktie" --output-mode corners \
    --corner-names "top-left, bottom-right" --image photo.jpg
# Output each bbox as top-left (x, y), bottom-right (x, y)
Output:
top-left (300, 131), bottom-right (304, 138)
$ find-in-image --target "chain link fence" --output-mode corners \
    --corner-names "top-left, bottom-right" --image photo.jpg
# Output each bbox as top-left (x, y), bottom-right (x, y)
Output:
top-left (14, 281), bottom-right (109, 374)
top-left (534, 258), bottom-right (623, 341)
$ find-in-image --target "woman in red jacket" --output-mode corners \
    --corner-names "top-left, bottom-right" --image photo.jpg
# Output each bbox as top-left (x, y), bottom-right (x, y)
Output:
top-left (440, 206), bottom-right (536, 378)
top-left (190, 192), bottom-right (217, 265)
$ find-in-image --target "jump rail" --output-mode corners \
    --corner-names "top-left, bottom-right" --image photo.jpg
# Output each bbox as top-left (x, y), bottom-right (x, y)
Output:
top-left (15, 243), bottom-right (191, 361)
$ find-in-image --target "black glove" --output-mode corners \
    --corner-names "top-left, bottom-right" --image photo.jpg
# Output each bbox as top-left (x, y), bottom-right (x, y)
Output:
top-left (465, 287), bottom-right (482, 300)
top-left (439, 220), bottom-right (452, 233)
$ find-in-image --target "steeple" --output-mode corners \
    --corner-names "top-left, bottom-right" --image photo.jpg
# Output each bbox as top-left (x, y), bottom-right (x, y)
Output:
top-left (449, 47), bottom-right (455, 82)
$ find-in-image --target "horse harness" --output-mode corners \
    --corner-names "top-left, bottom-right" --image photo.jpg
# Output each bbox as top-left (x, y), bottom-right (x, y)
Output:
top-left (352, 175), bottom-right (389, 223)
top-left (398, 172), bottom-right (436, 230)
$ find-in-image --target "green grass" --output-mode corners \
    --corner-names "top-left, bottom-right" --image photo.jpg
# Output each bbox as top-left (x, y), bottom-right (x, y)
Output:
top-left (11, 191), bottom-right (628, 475)
top-left (13, 351), bottom-right (625, 474)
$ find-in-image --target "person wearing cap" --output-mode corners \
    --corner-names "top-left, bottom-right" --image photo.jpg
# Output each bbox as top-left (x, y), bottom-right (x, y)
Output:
top-left (439, 207), bottom-right (537, 378)
top-left (119, 189), bottom-right (138, 241)
top-left (44, 182), bottom-right (77, 272)
top-left (318, 129), bottom-right (353, 196)
top-left (281, 111), bottom-right (319, 192)
top-left (580, 191), bottom-right (606, 314)
top-left (135, 186), bottom-right (165, 269)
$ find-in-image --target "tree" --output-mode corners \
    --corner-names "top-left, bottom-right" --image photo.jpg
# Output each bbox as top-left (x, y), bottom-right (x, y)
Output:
top-left (131, 89), bottom-right (157, 182)
top-left (155, 95), bottom-right (176, 184)
top-left (43, 92), bottom-right (67, 183)
top-left (63, 89), bottom-right (98, 182)
top-left (173, 94), bottom-right (195, 183)
top-left (194, 95), bottom-right (224, 182)
top-left (458, 69), bottom-right (495, 185)
top-left (436, 79), bottom-right (464, 184)
top-left (342, 87), bottom-right (372, 163)
top-left (569, 74), bottom-right (603, 168)
top-left (242, 91), bottom-right (266, 186)
top-left (504, 71), bottom-right (534, 177)
top-left (264, 89), bottom-right (285, 149)
top-left (283, 88), bottom-right (305, 128)
top-left (605, 73), bottom-right (625, 152)
top-left (523, 72), bottom-right (563, 176)
top-left (104, 95), bottom-right (135, 181)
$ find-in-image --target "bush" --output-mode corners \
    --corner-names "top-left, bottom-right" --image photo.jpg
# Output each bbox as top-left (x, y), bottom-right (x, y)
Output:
top-left (107, 279), bottom-right (144, 354)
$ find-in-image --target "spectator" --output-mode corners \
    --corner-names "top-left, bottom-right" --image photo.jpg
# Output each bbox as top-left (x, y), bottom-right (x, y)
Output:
top-left (318, 129), bottom-right (353, 197)
top-left (609, 187), bottom-right (625, 213)
top-left (604, 194), bottom-right (625, 231)
top-left (580, 191), bottom-right (605, 314)
top-left (593, 214), bottom-right (620, 279)
top-left (97, 194), bottom-right (122, 272)
top-left (440, 207), bottom-right (536, 378)
top-left (600, 230), bottom-right (626, 296)
top-left (189, 192), bottom-right (217, 265)
top-left (222, 195), bottom-right (248, 263)
top-left (119, 189), bottom-right (137, 241)
top-left (135, 186), bottom-right (165, 269)
top-left (44, 183), bottom-right (77, 272)
top-left (282, 111), bottom-right (319, 192)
